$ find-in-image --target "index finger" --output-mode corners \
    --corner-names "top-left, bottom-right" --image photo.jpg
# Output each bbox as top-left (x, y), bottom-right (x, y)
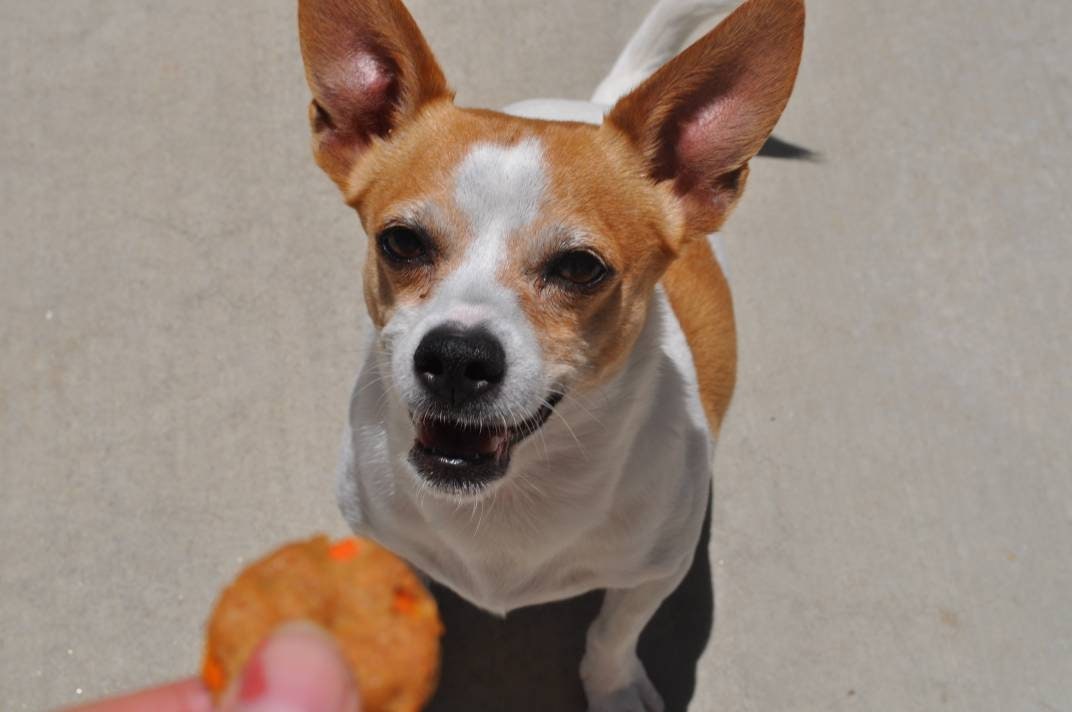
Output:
top-left (60, 678), bottom-right (212, 712)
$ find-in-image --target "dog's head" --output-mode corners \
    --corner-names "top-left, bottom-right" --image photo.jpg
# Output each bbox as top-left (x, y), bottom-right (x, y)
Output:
top-left (299, 0), bottom-right (803, 497)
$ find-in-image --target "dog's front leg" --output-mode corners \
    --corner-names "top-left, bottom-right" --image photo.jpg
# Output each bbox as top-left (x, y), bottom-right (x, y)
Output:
top-left (580, 564), bottom-right (689, 712)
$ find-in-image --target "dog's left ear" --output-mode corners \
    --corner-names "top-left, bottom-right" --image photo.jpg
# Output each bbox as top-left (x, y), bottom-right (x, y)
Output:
top-left (298, 0), bottom-right (451, 188)
top-left (606, 0), bottom-right (805, 235)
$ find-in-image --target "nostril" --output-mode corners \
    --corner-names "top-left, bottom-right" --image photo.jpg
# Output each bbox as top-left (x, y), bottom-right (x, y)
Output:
top-left (414, 351), bottom-right (444, 378)
top-left (464, 359), bottom-right (504, 386)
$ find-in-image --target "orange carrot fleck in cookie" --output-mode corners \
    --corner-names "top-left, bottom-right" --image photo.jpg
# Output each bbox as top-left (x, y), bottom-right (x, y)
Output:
top-left (393, 586), bottom-right (418, 616)
top-left (329, 538), bottom-right (361, 561)
top-left (202, 654), bottom-right (225, 694)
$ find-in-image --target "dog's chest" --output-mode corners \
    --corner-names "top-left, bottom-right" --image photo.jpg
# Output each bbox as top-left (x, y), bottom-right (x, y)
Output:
top-left (362, 453), bottom-right (708, 616)
top-left (422, 524), bottom-right (638, 614)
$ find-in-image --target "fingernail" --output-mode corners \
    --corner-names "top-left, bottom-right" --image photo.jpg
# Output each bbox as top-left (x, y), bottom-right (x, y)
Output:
top-left (226, 622), bottom-right (360, 712)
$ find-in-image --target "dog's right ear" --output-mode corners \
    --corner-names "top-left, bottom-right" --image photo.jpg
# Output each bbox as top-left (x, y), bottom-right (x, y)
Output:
top-left (298, 0), bottom-right (451, 188)
top-left (606, 0), bottom-right (804, 236)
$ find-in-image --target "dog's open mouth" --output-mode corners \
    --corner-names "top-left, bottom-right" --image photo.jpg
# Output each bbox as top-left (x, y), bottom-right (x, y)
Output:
top-left (409, 393), bottom-right (562, 493)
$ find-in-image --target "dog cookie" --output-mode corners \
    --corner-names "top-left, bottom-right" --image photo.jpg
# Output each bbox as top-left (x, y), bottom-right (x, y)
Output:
top-left (202, 535), bottom-right (442, 711)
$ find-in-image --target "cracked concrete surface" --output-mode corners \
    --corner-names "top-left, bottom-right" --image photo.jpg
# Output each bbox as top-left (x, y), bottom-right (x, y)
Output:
top-left (2, 1), bottom-right (1070, 710)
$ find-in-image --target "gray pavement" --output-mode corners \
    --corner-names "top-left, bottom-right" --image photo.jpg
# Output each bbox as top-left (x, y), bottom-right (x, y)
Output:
top-left (2, 1), bottom-right (1071, 710)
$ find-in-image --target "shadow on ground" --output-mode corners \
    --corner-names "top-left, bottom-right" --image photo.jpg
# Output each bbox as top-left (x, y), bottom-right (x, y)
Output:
top-left (427, 499), bottom-right (714, 712)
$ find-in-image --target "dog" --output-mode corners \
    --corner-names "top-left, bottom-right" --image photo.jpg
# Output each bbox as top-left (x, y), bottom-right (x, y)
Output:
top-left (297, 0), bottom-right (803, 709)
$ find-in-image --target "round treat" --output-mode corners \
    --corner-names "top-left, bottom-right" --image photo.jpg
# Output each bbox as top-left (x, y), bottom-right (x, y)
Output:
top-left (202, 535), bottom-right (442, 711)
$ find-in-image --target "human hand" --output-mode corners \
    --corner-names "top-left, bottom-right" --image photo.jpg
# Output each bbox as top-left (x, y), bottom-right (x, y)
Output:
top-left (65, 623), bottom-right (361, 712)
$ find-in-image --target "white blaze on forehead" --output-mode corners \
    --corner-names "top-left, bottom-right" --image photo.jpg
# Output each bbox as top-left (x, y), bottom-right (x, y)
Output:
top-left (387, 138), bottom-right (549, 421)
top-left (451, 137), bottom-right (548, 280)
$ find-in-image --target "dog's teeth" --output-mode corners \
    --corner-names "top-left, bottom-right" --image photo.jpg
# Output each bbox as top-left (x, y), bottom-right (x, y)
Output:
top-left (414, 416), bottom-right (511, 458)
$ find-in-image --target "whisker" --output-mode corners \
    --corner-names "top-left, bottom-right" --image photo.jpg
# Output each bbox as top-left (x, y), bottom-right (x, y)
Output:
top-left (559, 392), bottom-right (605, 430)
top-left (550, 404), bottom-right (586, 459)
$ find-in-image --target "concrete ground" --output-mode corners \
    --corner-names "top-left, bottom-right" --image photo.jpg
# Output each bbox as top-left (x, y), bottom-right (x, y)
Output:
top-left (2, 0), bottom-right (1070, 710)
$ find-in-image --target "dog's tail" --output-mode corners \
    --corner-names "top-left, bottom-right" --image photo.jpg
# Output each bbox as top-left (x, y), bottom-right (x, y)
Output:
top-left (591, 0), bottom-right (737, 105)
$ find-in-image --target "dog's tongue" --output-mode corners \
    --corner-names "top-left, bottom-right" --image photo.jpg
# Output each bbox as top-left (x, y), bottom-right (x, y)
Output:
top-left (417, 420), bottom-right (507, 458)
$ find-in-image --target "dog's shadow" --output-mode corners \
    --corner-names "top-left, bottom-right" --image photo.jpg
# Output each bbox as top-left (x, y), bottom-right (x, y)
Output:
top-left (426, 498), bottom-right (714, 712)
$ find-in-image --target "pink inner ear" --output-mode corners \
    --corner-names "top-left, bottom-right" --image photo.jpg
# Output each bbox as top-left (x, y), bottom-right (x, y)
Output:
top-left (676, 92), bottom-right (748, 179)
top-left (322, 49), bottom-right (395, 127)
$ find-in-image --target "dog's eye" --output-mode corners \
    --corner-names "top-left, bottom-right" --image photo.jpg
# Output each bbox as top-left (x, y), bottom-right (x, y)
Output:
top-left (547, 250), bottom-right (609, 289)
top-left (378, 227), bottom-right (430, 264)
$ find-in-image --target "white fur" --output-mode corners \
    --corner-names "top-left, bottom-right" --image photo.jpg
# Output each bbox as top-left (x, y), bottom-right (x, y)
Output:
top-left (454, 138), bottom-right (547, 238)
top-left (337, 4), bottom-right (734, 710)
top-left (386, 140), bottom-right (551, 433)
top-left (709, 231), bottom-right (729, 278)
top-left (505, 98), bottom-right (609, 125)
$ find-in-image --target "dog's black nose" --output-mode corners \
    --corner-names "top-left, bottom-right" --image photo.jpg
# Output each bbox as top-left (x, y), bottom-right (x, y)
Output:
top-left (413, 326), bottom-right (506, 406)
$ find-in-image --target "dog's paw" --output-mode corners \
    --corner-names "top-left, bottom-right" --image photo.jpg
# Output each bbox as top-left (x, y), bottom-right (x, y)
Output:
top-left (585, 683), bottom-right (664, 712)
top-left (582, 654), bottom-right (664, 712)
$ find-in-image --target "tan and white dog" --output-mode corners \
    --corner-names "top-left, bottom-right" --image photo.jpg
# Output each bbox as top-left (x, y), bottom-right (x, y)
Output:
top-left (298, 0), bottom-right (803, 709)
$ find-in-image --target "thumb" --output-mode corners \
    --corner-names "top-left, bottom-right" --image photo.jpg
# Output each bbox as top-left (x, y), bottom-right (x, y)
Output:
top-left (219, 622), bottom-right (361, 712)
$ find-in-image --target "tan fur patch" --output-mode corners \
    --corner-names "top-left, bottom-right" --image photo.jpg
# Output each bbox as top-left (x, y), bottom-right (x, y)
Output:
top-left (661, 237), bottom-right (737, 431)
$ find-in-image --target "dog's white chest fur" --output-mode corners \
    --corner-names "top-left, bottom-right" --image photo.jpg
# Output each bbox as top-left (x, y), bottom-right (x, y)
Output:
top-left (337, 289), bottom-right (713, 615)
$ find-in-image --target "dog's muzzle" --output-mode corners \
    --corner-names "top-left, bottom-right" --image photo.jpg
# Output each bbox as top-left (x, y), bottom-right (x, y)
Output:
top-left (407, 324), bottom-right (559, 494)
